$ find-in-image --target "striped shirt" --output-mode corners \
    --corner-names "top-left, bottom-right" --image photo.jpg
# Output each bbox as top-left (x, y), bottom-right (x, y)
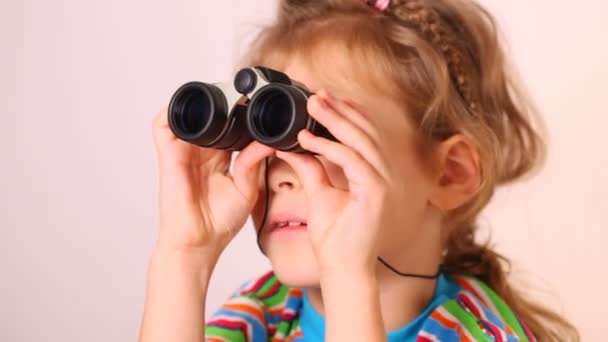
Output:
top-left (205, 271), bottom-right (536, 341)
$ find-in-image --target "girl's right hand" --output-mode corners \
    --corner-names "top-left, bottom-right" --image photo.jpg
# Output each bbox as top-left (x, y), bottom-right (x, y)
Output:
top-left (151, 107), bottom-right (275, 255)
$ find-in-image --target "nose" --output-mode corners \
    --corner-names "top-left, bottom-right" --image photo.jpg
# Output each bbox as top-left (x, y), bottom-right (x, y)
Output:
top-left (267, 156), bottom-right (301, 193)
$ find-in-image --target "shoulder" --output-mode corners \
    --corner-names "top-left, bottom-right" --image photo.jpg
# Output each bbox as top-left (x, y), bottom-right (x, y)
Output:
top-left (205, 270), bottom-right (303, 342)
top-left (418, 274), bottom-right (536, 342)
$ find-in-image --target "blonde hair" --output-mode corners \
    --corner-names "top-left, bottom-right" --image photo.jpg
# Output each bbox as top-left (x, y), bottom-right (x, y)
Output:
top-left (239, 0), bottom-right (579, 340)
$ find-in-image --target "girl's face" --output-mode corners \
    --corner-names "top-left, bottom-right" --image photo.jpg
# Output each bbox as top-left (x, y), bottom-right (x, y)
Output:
top-left (251, 59), bottom-right (441, 288)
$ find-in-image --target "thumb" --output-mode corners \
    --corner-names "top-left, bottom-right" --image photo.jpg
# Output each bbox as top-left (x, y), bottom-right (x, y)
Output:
top-left (232, 141), bottom-right (276, 201)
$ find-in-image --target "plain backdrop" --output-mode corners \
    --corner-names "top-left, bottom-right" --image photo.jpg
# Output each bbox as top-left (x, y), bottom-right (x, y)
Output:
top-left (1, 0), bottom-right (606, 341)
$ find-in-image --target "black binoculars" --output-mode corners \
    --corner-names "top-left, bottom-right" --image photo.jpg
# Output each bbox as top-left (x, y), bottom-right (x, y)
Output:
top-left (167, 66), bottom-right (337, 153)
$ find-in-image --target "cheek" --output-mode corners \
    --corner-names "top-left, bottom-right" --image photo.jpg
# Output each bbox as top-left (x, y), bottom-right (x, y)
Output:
top-left (251, 188), bottom-right (272, 236)
top-left (378, 134), bottom-right (436, 242)
top-left (390, 124), bottom-right (435, 202)
top-left (251, 196), bottom-right (265, 231)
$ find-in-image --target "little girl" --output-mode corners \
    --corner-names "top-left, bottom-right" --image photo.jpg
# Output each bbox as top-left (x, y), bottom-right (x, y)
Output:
top-left (140, 0), bottom-right (579, 341)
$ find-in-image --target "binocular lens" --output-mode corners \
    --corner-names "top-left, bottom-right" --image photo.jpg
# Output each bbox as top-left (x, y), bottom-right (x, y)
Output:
top-left (247, 84), bottom-right (310, 151)
top-left (168, 82), bottom-right (229, 147)
top-left (254, 92), bottom-right (293, 138)
top-left (177, 88), bottom-right (211, 135)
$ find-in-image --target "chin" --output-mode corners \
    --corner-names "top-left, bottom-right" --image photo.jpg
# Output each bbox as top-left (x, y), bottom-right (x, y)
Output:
top-left (262, 233), bottom-right (321, 288)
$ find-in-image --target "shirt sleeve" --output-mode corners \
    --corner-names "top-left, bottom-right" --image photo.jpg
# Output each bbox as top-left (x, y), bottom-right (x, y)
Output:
top-left (204, 281), bottom-right (269, 342)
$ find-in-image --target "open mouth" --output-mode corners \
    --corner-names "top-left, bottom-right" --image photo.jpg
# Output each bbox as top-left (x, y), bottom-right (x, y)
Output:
top-left (270, 220), bottom-right (307, 231)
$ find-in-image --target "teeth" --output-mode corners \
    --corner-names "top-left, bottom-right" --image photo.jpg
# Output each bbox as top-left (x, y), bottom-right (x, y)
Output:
top-left (273, 221), bottom-right (306, 229)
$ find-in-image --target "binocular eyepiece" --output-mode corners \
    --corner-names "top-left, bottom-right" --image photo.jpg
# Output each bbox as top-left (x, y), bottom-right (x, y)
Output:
top-left (167, 66), bottom-right (337, 153)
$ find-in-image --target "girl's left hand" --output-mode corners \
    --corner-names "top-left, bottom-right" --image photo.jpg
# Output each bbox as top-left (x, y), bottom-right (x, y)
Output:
top-left (275, 89), bottom-right (398, 276)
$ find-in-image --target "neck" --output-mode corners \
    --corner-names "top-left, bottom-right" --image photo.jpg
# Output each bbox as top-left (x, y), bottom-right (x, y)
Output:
top-left (304, 220), bottom-right (443, 333)
top-left (305, 262), bottom-right (441, 333)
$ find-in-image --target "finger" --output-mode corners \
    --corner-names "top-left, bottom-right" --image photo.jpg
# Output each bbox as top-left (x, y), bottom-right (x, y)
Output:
top-left (152, 106), bottom-right (194, 165)
top-left (152, 107), bottom-right (172, 148)
top-left (307, 94), bottom-right (389, 180)
top-left (152, 105), bottom-right (194, 151)
top-left (316, 89), bottom-right (379, 143)
top-left (274, 150), bottom-right (333, 196)
top-left (297, 129), bottom-right (383, 191)
top-left (232, 141), bottom-right (276, 199)
top-left (153, 106), bottom-right (169, 129)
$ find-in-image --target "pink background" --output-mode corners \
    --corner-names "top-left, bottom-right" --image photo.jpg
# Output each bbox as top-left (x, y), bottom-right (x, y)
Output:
top-left (1, 0), bottom-right (606, 341)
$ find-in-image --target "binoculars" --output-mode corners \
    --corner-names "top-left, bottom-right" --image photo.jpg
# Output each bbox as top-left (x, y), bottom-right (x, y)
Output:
top-left (167, 66), bottom-right (337, 153)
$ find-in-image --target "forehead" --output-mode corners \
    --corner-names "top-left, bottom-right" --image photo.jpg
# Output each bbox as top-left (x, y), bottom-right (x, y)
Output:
top-left (281, 57), bottom-right (408, 128)
top-left (283, 58), bottom-right (352, 98)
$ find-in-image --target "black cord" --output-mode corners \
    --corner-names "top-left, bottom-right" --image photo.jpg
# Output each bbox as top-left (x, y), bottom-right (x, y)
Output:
top-left (255, 156), bottom-right (440, 279)
top-left (378, 257), bottom-right (442, 279)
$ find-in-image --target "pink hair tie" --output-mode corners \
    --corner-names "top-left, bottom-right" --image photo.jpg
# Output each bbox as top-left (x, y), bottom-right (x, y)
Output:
top-left (367, 0), bottom-right (391, 12)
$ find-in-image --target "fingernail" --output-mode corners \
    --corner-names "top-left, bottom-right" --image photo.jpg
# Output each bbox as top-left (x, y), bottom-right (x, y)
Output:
top-left (299, 129), bottom-right (312, 138)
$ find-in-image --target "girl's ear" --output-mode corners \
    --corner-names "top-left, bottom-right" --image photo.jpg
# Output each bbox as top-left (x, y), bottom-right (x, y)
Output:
top-left (428, 134), bottom-right (482, 211)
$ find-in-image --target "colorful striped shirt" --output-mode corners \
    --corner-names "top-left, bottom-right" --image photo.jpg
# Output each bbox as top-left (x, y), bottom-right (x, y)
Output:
top-left (205, 271), bottom-right (536, 341)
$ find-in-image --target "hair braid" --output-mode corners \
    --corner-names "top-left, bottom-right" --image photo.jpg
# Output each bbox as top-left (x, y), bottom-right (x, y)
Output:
top-left (387, 0), bottom-right (477, 111)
